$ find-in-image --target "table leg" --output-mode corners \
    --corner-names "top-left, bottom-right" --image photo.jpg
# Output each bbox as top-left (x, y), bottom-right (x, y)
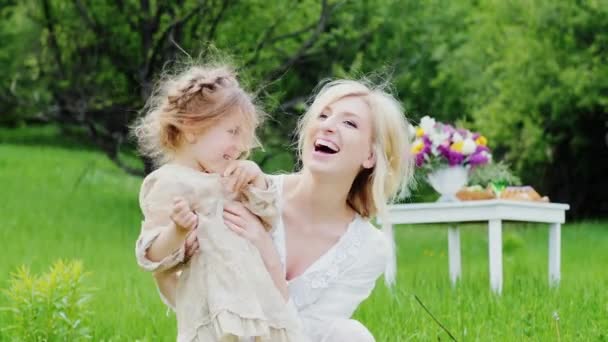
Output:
top-left (488, 219), bottom-right (503, 294)
top-left (549, 223), bottom-right (561, 287)
top-left (448, 226), bottom-right (462, 286)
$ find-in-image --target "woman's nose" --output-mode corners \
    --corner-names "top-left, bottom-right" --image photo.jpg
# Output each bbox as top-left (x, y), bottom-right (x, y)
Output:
top-left (319, 117), bottom-right (337, 133)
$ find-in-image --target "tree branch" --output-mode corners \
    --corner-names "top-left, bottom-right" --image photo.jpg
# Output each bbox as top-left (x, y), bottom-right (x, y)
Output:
top-left (263, 0), bottom-right (334, 83)
top-left (243, 0), bottom-right (302, 68)
top-left (40, 0), bottom-right (65, 78)
top-left (205, 0), bottom-right (231, 43)
top-left (144, 1), bottom-right (208, 81)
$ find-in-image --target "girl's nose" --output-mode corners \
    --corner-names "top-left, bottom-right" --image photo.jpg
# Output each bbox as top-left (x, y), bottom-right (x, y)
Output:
top-left (233, 139), bottom-right (249, 159)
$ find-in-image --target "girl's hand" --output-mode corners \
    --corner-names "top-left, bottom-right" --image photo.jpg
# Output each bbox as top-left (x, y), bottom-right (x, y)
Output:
top-left (223, 202), bottom-right (273, 252)
top-left (183, 228), bottom-right (200, 261)
top-left (170, 197), bottom-right (198, 231)
top-left (222, 160), bottom-right (266, 193)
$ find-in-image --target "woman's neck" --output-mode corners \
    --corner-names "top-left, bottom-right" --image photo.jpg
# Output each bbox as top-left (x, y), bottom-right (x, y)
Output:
top-left (286, 169), bottom-right (355, 223)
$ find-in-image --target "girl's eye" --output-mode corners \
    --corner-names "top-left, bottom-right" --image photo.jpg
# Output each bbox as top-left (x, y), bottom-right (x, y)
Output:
top-left (228, 128), bottom-right (239, 135)
top-left (319, 113), bottom-right (329, 119)
top-left (345, 120), bottom-right (358, 128)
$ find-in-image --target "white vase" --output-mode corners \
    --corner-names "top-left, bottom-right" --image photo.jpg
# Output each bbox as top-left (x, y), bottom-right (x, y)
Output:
top-left (427, 166), bottom-right (468, 202)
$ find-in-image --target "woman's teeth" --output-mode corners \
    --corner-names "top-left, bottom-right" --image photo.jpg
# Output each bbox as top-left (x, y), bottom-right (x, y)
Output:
top-left (314, 139), bottom-right (339, 154)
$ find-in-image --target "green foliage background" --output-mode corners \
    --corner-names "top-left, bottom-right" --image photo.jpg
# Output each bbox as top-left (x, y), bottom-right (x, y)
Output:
top-left (1, 0), bottom-right (607, 216)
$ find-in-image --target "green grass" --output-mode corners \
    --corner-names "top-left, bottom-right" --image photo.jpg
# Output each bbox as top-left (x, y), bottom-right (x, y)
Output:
top-left (0, 140), bottom-right (607, 341)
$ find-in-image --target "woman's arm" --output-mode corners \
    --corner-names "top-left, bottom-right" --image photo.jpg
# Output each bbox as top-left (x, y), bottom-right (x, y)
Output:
top-left (222, 202), bottom-right (289, 301)
top-left (151, 229), bottom-right (200, 309)
top-left (153, 269), bottom-right (179, 309)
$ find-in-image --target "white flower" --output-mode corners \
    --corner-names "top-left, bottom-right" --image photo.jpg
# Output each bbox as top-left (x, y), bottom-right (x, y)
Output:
top-left (420, 116), bottom-right (436, 133)
top-left (429, 130), bottom-right (450, 147)
top-left (462, 138), bottom-right (476, 155)
top-left (452, 132), bottom-right (464, 142)
top-left (408, 124), bottom-right (416, 136)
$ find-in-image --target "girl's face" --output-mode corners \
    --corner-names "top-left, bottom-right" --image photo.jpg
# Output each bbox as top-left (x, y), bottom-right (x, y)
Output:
top-left (302, 96), bottom-right (376, 178)
top-left (185, 110), bottom-right (250, 173)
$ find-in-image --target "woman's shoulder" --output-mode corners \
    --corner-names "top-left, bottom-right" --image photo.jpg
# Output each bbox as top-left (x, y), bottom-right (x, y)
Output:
top-left (351, 218), bottom-right (390, 268)
top-left (355, 218), bottom-right (389, 247)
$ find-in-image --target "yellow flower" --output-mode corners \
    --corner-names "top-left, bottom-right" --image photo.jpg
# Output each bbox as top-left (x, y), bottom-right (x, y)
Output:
top-left (476, 135), bottom-right (488, 146)
top-left (416, 127), bottom-right (425, 137)
top-left (450, 141), bottom-right (464, 152)
top-left (411, 140), bottom-right (424, 154)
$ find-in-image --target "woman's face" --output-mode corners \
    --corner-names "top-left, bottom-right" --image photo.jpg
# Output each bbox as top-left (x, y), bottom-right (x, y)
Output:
top-left (302, 95), bottom-right (376, 178)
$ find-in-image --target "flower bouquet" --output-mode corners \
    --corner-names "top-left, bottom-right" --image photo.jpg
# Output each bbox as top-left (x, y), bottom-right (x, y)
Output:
top-left (410, 116), bottom-right (492, 201)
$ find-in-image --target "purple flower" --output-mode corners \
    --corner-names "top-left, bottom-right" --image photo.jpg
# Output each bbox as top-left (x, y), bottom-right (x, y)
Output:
top-left (475, 145), bottom-right (490, 153)
top-left (423, 135), bottom-right (432, 146)
top-left (437, 143), bottom-right (451, 158)
top-left (416, 153), bottom-right (426, 167)
top-left (443, 124), bottom-right (456, 135)
top-left (447, 150), bottom-right (465, 166)
top-left (468, 151), bottom-right (489, 166)
top-left (456, 128), bottom-right (469, 137)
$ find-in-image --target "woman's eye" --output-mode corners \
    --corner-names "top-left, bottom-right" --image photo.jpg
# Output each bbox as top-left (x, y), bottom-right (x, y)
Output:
top-left (318, 113), bottom-right (328, 119)
top-left (345, 120), bottom-right (358, 128)
top-left (228, 128), bottom-right (239, 135)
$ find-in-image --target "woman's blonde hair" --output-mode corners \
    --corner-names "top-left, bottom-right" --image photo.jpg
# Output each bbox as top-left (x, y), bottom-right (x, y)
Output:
top-left (297, 79), bottom-right (414, 285)
top-left (132, 64), bottom-right (262, 165)
top-left (297, 79), bottom-right (414, 220)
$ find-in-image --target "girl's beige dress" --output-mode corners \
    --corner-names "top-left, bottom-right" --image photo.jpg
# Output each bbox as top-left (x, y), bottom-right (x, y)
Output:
top-left (135, 164), bottom-right (305, 342)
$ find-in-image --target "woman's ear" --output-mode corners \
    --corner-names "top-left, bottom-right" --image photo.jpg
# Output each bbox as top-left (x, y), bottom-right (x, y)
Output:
top-left (362, 149), bottom-right (376, 169)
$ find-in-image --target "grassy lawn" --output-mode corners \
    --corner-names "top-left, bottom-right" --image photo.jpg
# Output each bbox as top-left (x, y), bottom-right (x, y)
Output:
top-left (0, 139), bottom-right (607, 341)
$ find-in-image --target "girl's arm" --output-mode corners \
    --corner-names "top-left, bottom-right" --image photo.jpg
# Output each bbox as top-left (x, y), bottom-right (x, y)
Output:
top-left (145, 197), bottom-right (197, 262)
top-left (137, 174), bottom-right (196, 272)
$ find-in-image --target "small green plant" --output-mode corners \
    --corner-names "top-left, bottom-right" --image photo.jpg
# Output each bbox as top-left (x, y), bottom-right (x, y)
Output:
top-left (469, 161), bottom-right (522, 187)
top-left (1, 260), bottom-right (93, 341)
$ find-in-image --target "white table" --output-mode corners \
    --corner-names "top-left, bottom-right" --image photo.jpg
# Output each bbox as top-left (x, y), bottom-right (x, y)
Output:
top-left (387, 200), bottom-right (570, 294)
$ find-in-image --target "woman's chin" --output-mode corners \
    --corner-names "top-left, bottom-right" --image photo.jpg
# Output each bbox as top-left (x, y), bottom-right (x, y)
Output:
top-left (306, 159), bottom-right (352, 179)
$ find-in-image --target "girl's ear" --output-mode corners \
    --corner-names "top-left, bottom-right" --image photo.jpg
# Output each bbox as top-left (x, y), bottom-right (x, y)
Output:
top-left (362, 149), bottom-right (376, 169)
top-left (184, 131), bottom-right (197, 144)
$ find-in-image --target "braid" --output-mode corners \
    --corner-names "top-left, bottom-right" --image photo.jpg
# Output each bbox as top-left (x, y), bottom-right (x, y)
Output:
top-left (166, 70), bottom-right (237, 114)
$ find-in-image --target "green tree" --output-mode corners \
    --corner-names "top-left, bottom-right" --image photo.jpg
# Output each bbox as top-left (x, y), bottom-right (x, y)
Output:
top-left (440, 0), bottom-right (608, 216)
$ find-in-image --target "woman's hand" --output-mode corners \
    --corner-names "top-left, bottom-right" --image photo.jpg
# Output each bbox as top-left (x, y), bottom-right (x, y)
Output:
top-left (223, 201), bottom-right (288, 300)
top-left (222, 202), bottom-right (273, 252)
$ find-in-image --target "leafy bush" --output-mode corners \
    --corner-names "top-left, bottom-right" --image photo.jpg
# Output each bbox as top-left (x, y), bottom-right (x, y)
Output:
top-left (1, 260), bottom-right (93, 341)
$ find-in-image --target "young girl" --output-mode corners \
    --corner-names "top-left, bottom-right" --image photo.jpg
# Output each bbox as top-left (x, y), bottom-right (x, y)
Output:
top-left (132, 64), bottom-right (305, 342)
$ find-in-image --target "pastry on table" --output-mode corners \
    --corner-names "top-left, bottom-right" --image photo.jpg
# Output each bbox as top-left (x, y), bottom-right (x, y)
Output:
top-left (456, 185), bottom-right (495, 201)
top-left (499, 186), bottom-right (550, 202)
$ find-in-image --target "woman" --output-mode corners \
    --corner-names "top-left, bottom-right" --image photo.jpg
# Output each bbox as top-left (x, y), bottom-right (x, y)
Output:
top-left (153, 79), bottom-right (413, 341)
